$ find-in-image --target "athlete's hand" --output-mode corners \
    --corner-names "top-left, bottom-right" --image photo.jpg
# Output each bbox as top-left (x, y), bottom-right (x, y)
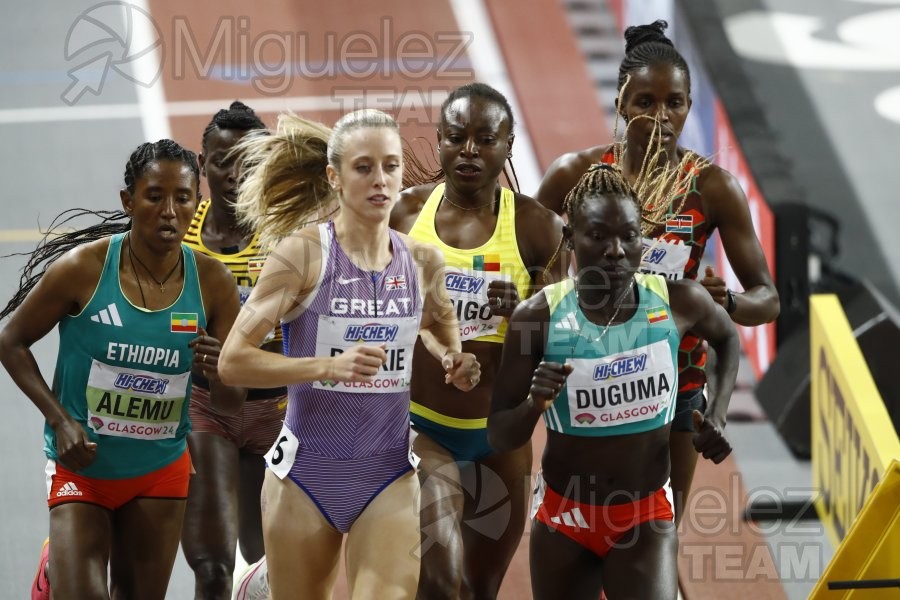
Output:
top-left (442, 351), bottom-right (481, 391)
top-left (700, 266), bottom-right (728, 308)
top-left (487, 280), bottom-right (520, 318)
top-left (329, 344), bottom-right (387, 383)
top-left (692, 410), bottom-right (732, 464)
top-left (190, 327), bottom-right (225, 383)
top-left (54, 416), bottom-right (97, 471)
top-left (527, 361), bottom-right (573, 412)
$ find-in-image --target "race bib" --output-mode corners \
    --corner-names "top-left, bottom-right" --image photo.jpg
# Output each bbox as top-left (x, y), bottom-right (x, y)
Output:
top-left (312, 315), bottom-right (418, 394)
top-left (640, 237), bottom-right (691, 281)
top-left (565, 340), bottom-right (675, 428)
top-left (265, 422), bottom-right (300, 479)
top-left (444, 268), bottom-right (506, 341)
top-left (85, 360), bottom-right (188, 440)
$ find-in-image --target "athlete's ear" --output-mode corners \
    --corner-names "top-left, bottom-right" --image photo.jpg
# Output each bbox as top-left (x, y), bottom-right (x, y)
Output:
top-left (562, 224), bottom-right (573, 250)
top-left (120, 189), bottom-right (133, 217)
top-left (198, 152), bottom-right (207, 178)
top-left (326, 164), bottom-right (339, 192)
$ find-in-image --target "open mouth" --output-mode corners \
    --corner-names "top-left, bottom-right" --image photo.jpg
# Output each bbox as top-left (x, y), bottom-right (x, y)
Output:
top-left (368, 194), bottom-right (389, 205)
top-left (455, 163), bottom-right (482, 176)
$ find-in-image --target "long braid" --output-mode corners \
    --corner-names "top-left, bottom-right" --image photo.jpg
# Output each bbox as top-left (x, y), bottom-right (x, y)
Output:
top-left (1, 140), bottom-right (200, 320)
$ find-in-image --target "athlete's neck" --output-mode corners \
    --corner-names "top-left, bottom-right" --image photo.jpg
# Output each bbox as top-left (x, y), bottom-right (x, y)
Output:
top-left (333, 213), bottom-right (392, 272)
top-left (205, 197), bottom-right (249, 240)
top-left (442, 184), bottom-right (500, 213)
top-left (575, 276), bottom-right (637, 325)
top-left (620, 142), bottom-right (681, 182)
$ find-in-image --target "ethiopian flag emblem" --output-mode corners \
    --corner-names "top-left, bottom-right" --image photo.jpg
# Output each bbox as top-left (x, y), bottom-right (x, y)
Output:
top-left (473, 254), bottom-right (500, 272)
top-left (170, 312), bottom-right (198, 333)
top-left (646, 307), bottom-right (669, 324)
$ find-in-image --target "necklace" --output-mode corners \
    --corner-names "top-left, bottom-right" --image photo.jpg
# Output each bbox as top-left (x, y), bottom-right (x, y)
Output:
top-left (571, 277), bottom-right (637, 349)
top-left (441, 193), bottom-right (495, 212)
top-left (127, 233), bottom-right (182, 293)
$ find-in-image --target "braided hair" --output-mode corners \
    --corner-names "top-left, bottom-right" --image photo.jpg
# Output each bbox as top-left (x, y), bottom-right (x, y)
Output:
top-left (201, 100), bottom-right (266, 152)
top-left (617, 20), bottom-right (691, 94)
top-left (542, 164), bottom-right (641, 279)
top-left (1, 140), bottom-right (200, 319)
top-left (563, 163), bottom-right (640, 222)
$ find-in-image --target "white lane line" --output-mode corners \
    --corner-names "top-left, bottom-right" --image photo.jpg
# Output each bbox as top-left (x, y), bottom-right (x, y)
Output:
top-left (0, 92), bottom-right (451, 125)
top-left (129, 0), bottom-right (171, 141)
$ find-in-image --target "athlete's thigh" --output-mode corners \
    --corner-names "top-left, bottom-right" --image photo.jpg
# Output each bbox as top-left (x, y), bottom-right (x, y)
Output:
top-left (345, 470), bottom-right (421, 600)
top-left (460, 441), bottom-right (532, 595)
top-left (109, 497), bottom-right (187, 600)
top-left (602, 520), bottom-right (678, 600)
top-left (530, 520), bottom-right (604, 600)
top-left (181, 432), bottom-right (240, 563)
top-left (237, 450), bottom-right (267, 562)
top-left (49, 502), bottom-right (114, 600)
top-left (412, 428), bottom-right (465, 555)
top-left (262, 470), bottom-right (342, 600)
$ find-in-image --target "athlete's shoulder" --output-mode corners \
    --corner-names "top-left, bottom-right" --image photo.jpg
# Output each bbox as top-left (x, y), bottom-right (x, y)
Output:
top-left (512, 191), bottom-right (563, 223)
top-left (392, 183), bottom-right (438, 232)
top-left (396, 231), bottom-right (442, 267)
top-left (537, 145), bottom-right (615, 215)
top-left (51, 236), bottom-right (111, 278)
top-left (192, 248), bottom-right (234, 290)
top-left (552, 144), bottom-right (614, 173)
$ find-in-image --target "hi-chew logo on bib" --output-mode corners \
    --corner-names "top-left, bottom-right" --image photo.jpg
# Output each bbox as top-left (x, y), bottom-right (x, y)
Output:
top-left (445, 272), bottom-right (486, 295)
top-left (314, 315), bottom-right (418, 394)
top-left (640, 238), bottom-right (690, 280)
top-left (343, 323), bottom-right (399, 343)
top-left (566, 340), bottom-right (675, 428)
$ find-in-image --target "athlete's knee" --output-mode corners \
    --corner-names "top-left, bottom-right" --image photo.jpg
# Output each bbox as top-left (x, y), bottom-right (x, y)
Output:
top-left (191, 556), bottom-right (236, 596)
top-left (416, 559), bottom-right (463, 600)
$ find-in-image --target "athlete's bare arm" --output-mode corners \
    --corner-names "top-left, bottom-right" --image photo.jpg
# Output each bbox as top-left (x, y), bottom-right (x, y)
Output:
top-left (219, 228), bottom-right (388, 388)
top-left (0, 241), bottom-right (107, 469)
top-left (700, 166), bottom-right (779, 327)
top-left (668, 278), bottom-right (740, 463)
top-left (192, 252), bottom-right (247, 415)
top-left (404, 234), bottom-right (480, 391)
top-left (487, 293), bottom-right (555, 452)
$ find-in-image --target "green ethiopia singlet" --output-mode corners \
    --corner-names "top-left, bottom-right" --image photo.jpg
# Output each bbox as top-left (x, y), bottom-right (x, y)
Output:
top-left (46, 233), bottom-right (205, 478)
top-left (541, 274), bottom-right (679, 437)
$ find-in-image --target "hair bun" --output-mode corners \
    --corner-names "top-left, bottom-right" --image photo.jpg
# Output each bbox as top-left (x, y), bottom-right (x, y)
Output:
top-left (623, 20), bottom-right (673, 55)
top-left (229, 100), bottom-right (254, 113)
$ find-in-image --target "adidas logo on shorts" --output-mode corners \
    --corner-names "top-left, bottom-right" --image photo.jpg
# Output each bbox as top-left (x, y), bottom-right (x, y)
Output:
top-left (550, 506), bottom-right (588, 529)
top-left (56, 482), bottom-right (83, 497)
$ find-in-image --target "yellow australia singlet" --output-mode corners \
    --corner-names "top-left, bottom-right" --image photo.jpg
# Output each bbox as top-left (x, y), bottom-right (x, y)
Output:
top-left (407, 183), bottom-right (531, 344)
